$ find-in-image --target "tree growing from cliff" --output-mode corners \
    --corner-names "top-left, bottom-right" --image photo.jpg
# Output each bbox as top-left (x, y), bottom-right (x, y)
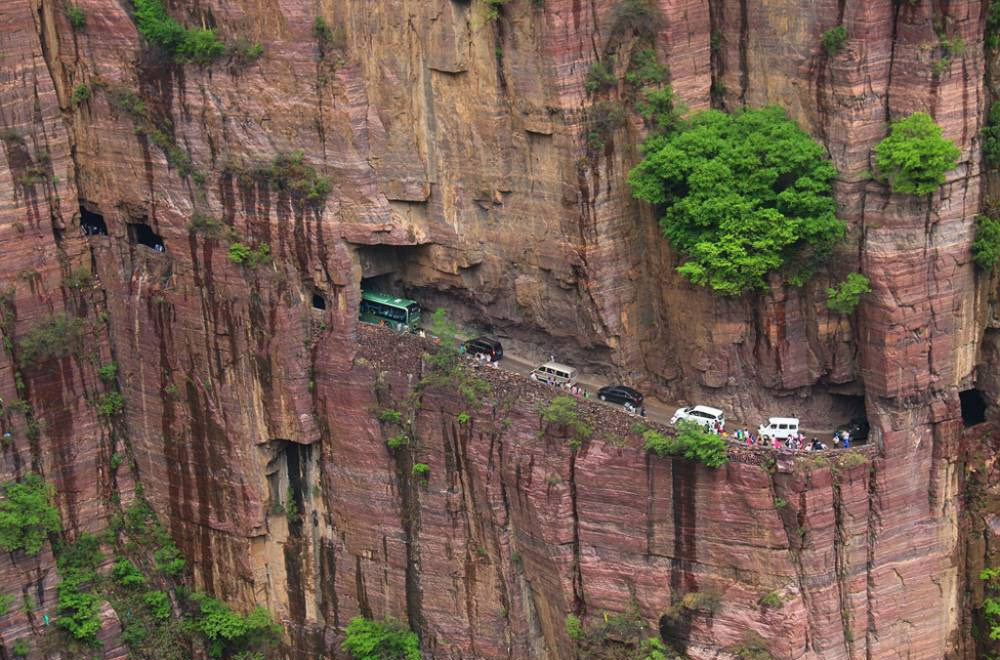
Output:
top-left (642, 421), bottom-right (728, 469)
top-left (974, 213), bottom-right (1000, 271)
top-left (131, 0), bottom-right (225, 64)
top-left (341, 616), bottom-right (420, 660)
top-left (628, 106), bottom-right (845, 295)
top-left (825, 273), bottom-right (871, 315)
top-left (0, 473), bottom-right (61, 556)
top-left (874, 112), bottom-right (960, 195)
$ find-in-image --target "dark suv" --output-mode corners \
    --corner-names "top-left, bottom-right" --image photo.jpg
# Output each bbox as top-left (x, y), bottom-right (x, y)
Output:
top-left (462, 337), bottom-right (503, 362)
top-left (597, 385), bottom-right (644, 409)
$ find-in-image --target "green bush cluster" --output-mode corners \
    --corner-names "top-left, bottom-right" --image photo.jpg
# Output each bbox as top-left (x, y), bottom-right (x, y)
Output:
top-left (974, 213), bottom-right (1000, 271)
top-left (585, 60), bottom-right (616, 93)
top-left (981, 567), bottom-right (1000, 642)
top-left (609, 0), bottom-right (662, 43)
top-left (629, 106), bottom-right (844, 295)
top-left (98, 362), bottom-right (118, 383)
top-left (625, 48), bottom-right (668, 89)
top-left (420, 309), bottom-right (491, 405)
top-left (11, 639), bottom-right (28, 657)
top-left (989, 1), bottom-right (1000, 50)
top-left (55, 533), bottom-right (103, 644)
top-left (540, 396), bottom-right (593, 448)
top-left (97, 391), bottom-right (126, 417)
top-left (227, 242), bottom-right (271, 268)
top-left (411, 463), bottom-right (430, 478)
top-left (131, 0), bottom-right (225, 64)
top-left (72, 83), bottom-right (91, 106)
top-left (821, 25), bottom-right (846, 56)
top-left (341, 615), bottom-right (420, 660)
top-left (642, 421), bottom-right (728, 468)
top-left (261, 151), bottom-right (332, 205)
top-left (17, 313), bottom-right (85, 365)
top-left (565, 606), bottom-right (666, 659)
top-left (112, 557), bottom-right (146, 588)
top-left (0, 474), bottom-right (61, 555)
top-left (377, 408), bottom-right (404, 425)
top-left (874, 112), bottom-right (960, 195)
top-left (825, 273), bottom-right (871, 315)
top-left (636, 86), bottom-right (682, 135)
top-left (230, 38), bottom-right (264, 65)
top-left (189, 592), bottom-right (281, 658)
top-left (67, 5), bottom-right (85, 30)
top-left (758, 591), bottom-right (783, 609)
top-left (983, 104), bottom-right (1000, 167)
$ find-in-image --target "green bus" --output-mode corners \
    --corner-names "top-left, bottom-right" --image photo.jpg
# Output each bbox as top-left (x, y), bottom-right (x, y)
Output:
top-left (359, 291), bottom-right (421, 332)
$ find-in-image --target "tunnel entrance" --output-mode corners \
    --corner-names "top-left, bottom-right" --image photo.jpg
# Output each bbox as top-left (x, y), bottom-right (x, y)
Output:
top-left (355, 244), bottom-right (430, 297)
top-left (960, 389), bottom-right (987, 427)
top-left (80, 205), bottom-right (108, 236)
top-left (127, 222), bottom-right (165, 251)
top-left (311, 292), bottom-right (327, 310)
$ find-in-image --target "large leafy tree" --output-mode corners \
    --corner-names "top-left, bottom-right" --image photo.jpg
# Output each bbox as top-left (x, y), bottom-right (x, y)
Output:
top-left (628, 106), bottom-right (844, 296)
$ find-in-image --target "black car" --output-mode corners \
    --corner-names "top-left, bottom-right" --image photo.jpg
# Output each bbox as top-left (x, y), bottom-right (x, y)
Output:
top-left (462, 337), bottom-right (503, 362)
top-left (597, 385), bottom-right (644, 408)
top-left (836, 417), bottom-right (870, 442)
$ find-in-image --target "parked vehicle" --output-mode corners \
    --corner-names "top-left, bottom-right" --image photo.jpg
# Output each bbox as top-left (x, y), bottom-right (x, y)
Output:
top-left (671, 405), bottom-right (725, 430)
top-left (530, 362), bottom-right (578, 387)
top-left (462, 336), bottom-right (504, 362)
top-left (359, 291), bottom-right (421, 332)
top-left (835, 417), bottom-right (869, 442)
top-left (758, 417), bottom-right (800, 441)
top-left (597, 385), bottom-right (644, 410)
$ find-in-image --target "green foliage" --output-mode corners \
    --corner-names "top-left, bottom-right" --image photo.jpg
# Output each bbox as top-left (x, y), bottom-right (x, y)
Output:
top-left (629, 106), bottom-right (844, 295)
top-left (821, 25), bottom-right (846, 56)
top-left (313, 16), bottom-right (345, 59)
top-left (989, 1), bottom-right (1000, 50)
top-left (609, 0), bottom-right (662, 42)
top-left (110, 452), bottom-right (125, 471)
top-left (11, 639), bottom-right (29, 658)
top-left (975, 213), bottom-right (1000, 271)
top-left (72, 83), bottom-right (91, 105)
top-left (189, 592), bottom-right (281, 659)
top-left (0, 474), bottom-right (61, 556)
top-left (65, 266), bottom-right (93, 289)
top-left (227, 242), bottom-right (271, 268)
top-left (285, 486), bottom-right (299, 523)
top-left (421, 309), bottom-right (491, 405)
top-left (773, 497), bottom-right (788, 509)
top-left (585, 60), bottom-right (616, 93)
top-left (154, 544), bottom-right (186, 577)
top-left (97, 391), bottom-right (126, 417)
top-left (17, 313), bottom-right (85, 365)
top-left (540, 396), bottom-right (593, 448)
top-left (586, 100), bottom-right (627, 152)
top-left (636, 86), bottom-right (683, 135)
top-left (0, 593), bottom-right (15, 616)
top-left (565, 613), bottom-right (583, 640)
top-left (759, 590), bottom-right (783, 609)
top-left (411, 463), bottom-right (430, 478)
top-left (377, 408), bottom-right (403, 425)
top-left (143, 590), bottom-right (171, 621)
top-left (341, 615), bottom-right (420, 660)
top-left (112, 557), bottom-right (147, 588)
top-left (825, 273), bottom-right (870, 315)
top-left (457, 411), bottom-right (471, 424)
top-left (386, 434), bottom-right (409, 449)
top-left (983, 104), bottom-right (1000, 167)
top-left (484, 0), bottom-right (510, 22)
top-left (730, 631), bottom-right (772, 659)
top-left (55, 533), bottom-right (103, 644)
top-left (230, 38), bottom-right (264, 65)
top-left (643, 421), bottom-right (728, 468)
top-left (98, 361), bottom-right (118, 383)
top-left (259, 151), bottom-right (331, 206)
top-left (625, 48), bottom-right (668, 88)
top-left (67, 4), bottom-right (86, 30)
top-left (131, 0), bottom-right (225, 64)
top-left (874, 112), bottom-right (960, 195)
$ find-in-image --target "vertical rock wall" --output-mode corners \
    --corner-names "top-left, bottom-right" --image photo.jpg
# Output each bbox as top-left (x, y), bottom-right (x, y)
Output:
top-left (0, 0), bottom-right (994, 657)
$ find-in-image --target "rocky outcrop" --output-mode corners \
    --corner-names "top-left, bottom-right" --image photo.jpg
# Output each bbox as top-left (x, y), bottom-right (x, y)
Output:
top-left (0, 0), bottom-right (995, 658)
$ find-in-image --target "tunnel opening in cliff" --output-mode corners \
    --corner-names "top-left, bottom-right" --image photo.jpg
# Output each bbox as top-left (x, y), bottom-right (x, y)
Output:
top-left (311, 292), bottom-right (326, 310)
top-left (960, 389), bottom-right (987, 427)
top-left (356, 244), bottom-right (431, 296)
top-left (80, 205), bottom-right (107, 236)
top-left (127, 221), bottom-right (165, 251)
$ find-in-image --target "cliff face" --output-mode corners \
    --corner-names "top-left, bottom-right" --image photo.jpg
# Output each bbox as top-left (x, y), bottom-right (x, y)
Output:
top-left (0, 0), bottom-right (996, 658)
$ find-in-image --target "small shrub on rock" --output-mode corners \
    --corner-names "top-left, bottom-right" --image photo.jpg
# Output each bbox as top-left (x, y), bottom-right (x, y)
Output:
top-left (874, 112), bottom-right (960, 195)
top-left (0, 474), bottom-right (61, 555)
top-left (821, 25), bottom-right (847, 55)
top-left (825, 273), bottom-right (871, 315)
top-left (643, 421), bottom-right (728, 469)
top-left (974, 213), bottom-right (1000, 271)
top-left (341, 615), bottom-right (420, 660)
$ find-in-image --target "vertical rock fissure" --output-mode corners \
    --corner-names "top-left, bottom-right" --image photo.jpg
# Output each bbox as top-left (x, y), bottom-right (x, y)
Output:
top-left (569, 448), bottom-right (585, 612)
top-left (831, 471), bottom-right (855, 657)
top-left (738, 0), bottom-right (750, 105)
top-left (864, 458), bottom-right (882, 659)
top-left (769, 469), bottom-right (817, 654)
top-left (708, 0), bottom-right (725, 109)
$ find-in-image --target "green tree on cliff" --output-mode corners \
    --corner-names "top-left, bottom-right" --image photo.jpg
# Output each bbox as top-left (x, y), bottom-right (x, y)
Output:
top-left (874, 112), bottom-right (960, 195)
top-left (0, 473), bottom-right (61, 556)
top-left (342, 616), bottom-right (420, 660)
top-left (628, 106), bottom-right (844, 295)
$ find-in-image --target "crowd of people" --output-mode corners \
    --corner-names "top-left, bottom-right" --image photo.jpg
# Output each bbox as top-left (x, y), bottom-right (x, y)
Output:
top-left (725, 427), bottom-right (854, 452)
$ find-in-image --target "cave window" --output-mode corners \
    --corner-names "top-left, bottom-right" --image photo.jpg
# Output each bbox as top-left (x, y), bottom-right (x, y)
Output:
top-left (80, 206), bottom-right (108, 236)
top-left (312, 292), bottom-right (327, 310)
top-left (128, 222), bottom-right (165, 252)
top-left (960, 389), bottom-right (987, 427)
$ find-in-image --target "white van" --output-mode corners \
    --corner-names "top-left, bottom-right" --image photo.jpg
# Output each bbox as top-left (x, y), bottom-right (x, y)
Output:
top-left (530, 362), bottom-right (578, 387)
top-left (671, 405), bottom-right (725, 431)
top-left (758, 417), bottom-right (800, 441)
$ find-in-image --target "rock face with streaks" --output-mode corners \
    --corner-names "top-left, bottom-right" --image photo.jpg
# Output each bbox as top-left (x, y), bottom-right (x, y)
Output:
top-left (0, 0), bottom-right (997, 658)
